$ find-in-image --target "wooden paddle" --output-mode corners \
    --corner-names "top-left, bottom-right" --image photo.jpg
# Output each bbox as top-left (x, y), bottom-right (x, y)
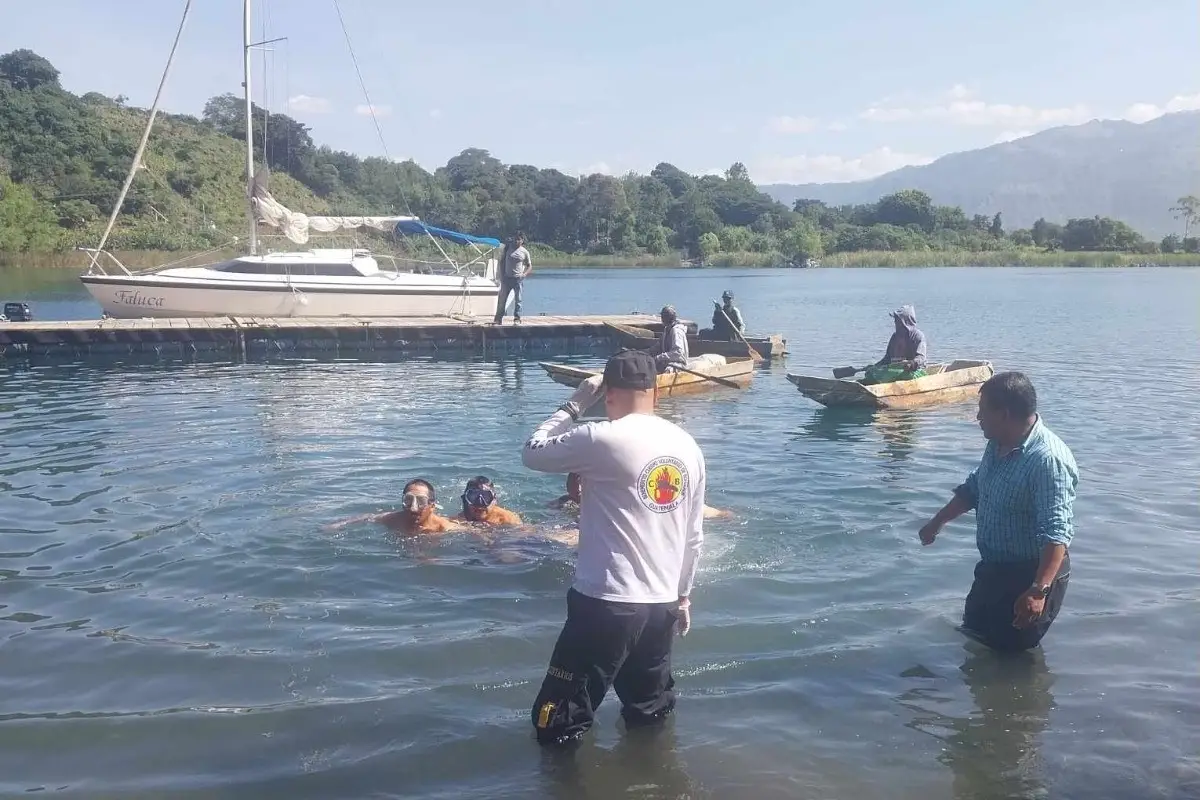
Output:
top-left (833, 359), bottom-right (908, 379)
top-left (673, 364), bottom-right (743, 390)
top-left (715, 302), bottom-right (764, 363)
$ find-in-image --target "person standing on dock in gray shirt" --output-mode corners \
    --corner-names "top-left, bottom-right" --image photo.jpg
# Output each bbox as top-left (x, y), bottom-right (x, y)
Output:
top-left (493, 232), bottom-right (532, 325)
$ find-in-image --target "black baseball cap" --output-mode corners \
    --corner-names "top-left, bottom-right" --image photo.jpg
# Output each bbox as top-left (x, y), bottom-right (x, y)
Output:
top-left (603, 349), bottom-right (657, 390)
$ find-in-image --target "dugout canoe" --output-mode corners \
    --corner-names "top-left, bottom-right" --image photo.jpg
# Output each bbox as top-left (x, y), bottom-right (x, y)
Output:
top-left (786, 360), bottom-right (994, 409)
top-left (539, 356), bottom-right (755, 396)
top-left (604, 322), bottom-right (787, 359)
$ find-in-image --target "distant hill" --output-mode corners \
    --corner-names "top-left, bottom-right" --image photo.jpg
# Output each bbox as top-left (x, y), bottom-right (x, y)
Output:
top-left (759, 112), bottom-right (1200, 237)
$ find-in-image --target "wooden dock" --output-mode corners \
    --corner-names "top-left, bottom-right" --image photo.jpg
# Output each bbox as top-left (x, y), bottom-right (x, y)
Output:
top-left (0, 314), bottom-right (696, 360)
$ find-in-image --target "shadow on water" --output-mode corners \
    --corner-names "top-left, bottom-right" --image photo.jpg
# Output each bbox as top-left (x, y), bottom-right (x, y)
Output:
top-left (898, 644), bottom-right (1055, 800)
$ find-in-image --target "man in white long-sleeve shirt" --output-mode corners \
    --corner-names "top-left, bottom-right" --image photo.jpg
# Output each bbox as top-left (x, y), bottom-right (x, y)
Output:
top-left (521, 349), bottom-right (706, 747)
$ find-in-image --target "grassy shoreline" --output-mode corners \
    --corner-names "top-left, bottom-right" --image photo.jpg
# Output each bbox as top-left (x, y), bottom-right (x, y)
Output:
top-left (2, 248), bottom-right (1197, 270)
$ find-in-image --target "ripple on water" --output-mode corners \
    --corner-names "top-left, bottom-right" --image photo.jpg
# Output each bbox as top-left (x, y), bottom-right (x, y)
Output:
top-left (1, 267), bottom-right (1199, 797)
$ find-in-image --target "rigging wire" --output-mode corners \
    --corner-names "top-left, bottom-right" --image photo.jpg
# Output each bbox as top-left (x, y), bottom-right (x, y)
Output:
top-left (331, 0), bottom-right (458, 268)
top-left (88, 0), bottom-right (194, 274)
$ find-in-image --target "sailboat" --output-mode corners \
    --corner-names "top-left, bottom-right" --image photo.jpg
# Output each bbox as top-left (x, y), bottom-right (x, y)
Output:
top-left (80, 0), bottom-right (502, 319)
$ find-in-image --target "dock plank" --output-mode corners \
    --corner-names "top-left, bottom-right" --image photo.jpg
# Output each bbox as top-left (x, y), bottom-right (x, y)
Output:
top-left (0, 313), bottom-right (681, 358)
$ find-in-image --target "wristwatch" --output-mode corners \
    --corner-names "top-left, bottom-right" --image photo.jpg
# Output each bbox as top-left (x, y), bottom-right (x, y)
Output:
top-left (1031, 583), bottom-right (1052, 598)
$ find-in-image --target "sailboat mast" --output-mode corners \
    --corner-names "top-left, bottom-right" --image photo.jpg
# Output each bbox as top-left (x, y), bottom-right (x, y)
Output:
top-left (242, 0), bottom-right (258, 255)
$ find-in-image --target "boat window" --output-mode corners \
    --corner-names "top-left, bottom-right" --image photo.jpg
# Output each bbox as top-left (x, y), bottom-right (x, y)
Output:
top-left (213, 260), bottom-right (360, 276)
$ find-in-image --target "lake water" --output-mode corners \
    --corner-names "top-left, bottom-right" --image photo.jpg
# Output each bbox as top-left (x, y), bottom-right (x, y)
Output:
top-left (1, 266), bottom-right (1198, 799)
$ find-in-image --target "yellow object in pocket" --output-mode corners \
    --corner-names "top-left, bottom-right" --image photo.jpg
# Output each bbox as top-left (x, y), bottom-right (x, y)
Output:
top-left (537, 701), bottom-right (555, 729)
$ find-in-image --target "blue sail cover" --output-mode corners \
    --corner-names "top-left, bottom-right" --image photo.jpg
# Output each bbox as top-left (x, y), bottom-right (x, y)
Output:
top-left (394, 220), bottom-right (501, 248)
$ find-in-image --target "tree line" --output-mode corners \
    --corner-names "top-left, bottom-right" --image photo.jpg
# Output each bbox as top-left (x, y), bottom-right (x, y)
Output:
top-left (1, 48), bottom-right (1196, 261)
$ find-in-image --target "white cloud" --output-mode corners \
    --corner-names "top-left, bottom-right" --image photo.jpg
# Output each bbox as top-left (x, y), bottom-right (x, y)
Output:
top-left (1122, 92), bottom-right (1200, 123)
top-left (826, 121), bottom-right (849, 132)
top-left (753, 146), bottom-right (934, 184)
top-left (767, 115), bottom-right (818, 134)
top-left (354, 103), bottom-right (392, 118)
top-left (288, 94), bottom-right (330, 114)
top-left (578, 162), bottom-right (613, 175)
top-left (859, 85), bottom-right (1090, 129)
top-left (429, 108), bottom-right (443, 119)
top-left (1166, 92), bottom-right (1200, 112)
top-left (992, 130), bottom-right (1033, 144)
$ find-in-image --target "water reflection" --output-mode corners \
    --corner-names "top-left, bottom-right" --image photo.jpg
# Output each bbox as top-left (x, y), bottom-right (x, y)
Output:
top-left (899, 645), bottom-right (1054, 800)
top-left (875, 412), bottom-right (918, 463)
top-left (496, 357), bottom-right (527, 392)
top-left (537, 722), bottom-right (705, 799)
top-left (794, 406), bottom-right (877, 444)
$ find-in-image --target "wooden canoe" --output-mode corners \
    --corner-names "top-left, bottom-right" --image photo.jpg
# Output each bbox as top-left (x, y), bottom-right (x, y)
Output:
top-left (786, 360), bottom-right (994, 409)
top-left (605, 322), bottom-right (787, 359)
top-left (539, 356), bottom-right (755, 396)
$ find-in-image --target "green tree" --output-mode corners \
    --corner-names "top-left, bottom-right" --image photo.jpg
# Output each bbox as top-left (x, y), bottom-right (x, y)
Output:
top-left (719, 225), bottom-right (752, 252)
top-left (874, 189), bottom-right (935, 232)
top-left (724, 162), bottom-right (752, 184)
top-left (1031, 218), bottom-right (1063, 248)
top-left (1170, 195), bottom-right (1200, 238)
top-left (989, 212), bottom-right (1004, 237)
top-left (1161, 233), bottom-right (1181, 253)
top-left (780, 222), bottom-right (823, 262)
top-left (0, 175), bottom-right (61, 250)
top-left (0, 49), bottom-right (60, 90)
top-left (697, 231), bottom-right (721, 261)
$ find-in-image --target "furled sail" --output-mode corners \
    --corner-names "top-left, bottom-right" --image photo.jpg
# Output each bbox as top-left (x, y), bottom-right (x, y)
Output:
top-left (250, 170), bottom-right (416, 245)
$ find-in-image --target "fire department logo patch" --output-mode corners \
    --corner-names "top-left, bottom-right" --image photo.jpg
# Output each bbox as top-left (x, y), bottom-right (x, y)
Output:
top-left (637, 456), bottom-right (689, 513)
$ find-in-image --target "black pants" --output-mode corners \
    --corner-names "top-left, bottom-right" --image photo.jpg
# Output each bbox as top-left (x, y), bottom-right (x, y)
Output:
top-left (532, 588), bottom-right (679, 746)
top-left (962, 552), bottom-right (1070, 652)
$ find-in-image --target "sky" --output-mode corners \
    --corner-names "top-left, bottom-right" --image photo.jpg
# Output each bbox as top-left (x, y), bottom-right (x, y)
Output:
top-left (3, 0), bottom-right (1198, 185)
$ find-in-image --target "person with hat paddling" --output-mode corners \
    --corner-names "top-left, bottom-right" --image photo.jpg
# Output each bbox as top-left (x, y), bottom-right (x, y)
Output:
top-left (520, 349), bottom-right (707, 747)
top-left (708, 290), bottom-right (745, 342)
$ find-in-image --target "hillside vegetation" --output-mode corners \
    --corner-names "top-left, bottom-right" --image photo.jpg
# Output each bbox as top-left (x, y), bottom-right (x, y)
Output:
top-left (1, 49), bottom-right (1196, 267)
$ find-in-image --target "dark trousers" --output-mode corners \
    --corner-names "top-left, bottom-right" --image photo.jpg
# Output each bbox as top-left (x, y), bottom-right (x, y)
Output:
top-left (532, 588), bottom-right (679, 746)
top-left (962, 552), bottom-right (1070, 652)
top-left (493, 277), bottom-right (523, 322)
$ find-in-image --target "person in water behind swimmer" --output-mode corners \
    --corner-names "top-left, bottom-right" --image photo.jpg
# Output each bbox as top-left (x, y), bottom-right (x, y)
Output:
top-left (326, 477), bottom-right (460, 535)
top-left (548, 472), bottom-right (583, 510)
top-left (555, 473), bottom-right (731, 519)
top-left (456, 475), bottom-right (523, 526)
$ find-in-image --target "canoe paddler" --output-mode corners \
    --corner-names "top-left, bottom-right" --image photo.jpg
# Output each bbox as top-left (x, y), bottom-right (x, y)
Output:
top-left (652, 305), bottom-right (689, 374)
top-left (862, 304), bottom-right (928, 385)
top-left (709, 290), bottom-right (745, 341)
top-left (521, 349), bottom-right (707, 747)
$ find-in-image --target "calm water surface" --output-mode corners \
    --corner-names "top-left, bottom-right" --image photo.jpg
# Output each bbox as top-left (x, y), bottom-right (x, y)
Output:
top-left (1, 267), bottom-right (1198, 799)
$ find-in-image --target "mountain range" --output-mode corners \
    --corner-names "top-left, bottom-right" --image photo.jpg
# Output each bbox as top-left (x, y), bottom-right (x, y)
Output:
top-left (759, 112), bottom-right (1200, 238)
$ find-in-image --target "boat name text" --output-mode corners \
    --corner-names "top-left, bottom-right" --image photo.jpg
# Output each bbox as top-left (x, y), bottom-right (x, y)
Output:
top-left (114, 290), bottom-right (166, 308)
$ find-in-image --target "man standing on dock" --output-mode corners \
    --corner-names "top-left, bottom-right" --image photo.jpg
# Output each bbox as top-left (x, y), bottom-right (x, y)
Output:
top-left (919, 372), bottom-right (1078, 652)
top-left (521, 350), bottom-right (706, 747)
top-left (493, 232), bottom-right (532, 325)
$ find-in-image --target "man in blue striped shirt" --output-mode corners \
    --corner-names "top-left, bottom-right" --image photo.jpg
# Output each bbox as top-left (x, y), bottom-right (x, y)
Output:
top-left (919, 371), bottom-right (1078, 652)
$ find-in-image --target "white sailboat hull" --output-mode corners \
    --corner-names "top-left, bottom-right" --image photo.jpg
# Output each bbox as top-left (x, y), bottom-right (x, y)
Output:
top-left (81, 274), bottom-right (502, 319)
